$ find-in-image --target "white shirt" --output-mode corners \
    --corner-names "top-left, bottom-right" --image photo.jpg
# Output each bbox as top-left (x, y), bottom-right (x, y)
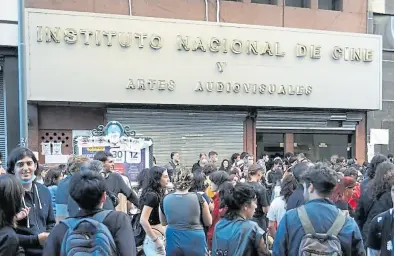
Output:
top-left (267, 196), bottom-right (287, 224)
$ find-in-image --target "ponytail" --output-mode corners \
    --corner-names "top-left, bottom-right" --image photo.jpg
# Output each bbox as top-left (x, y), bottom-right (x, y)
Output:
top-left (221, 183), bottom-right (256, 220)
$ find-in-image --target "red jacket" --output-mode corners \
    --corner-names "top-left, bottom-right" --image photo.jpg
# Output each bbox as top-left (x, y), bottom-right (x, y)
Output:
top-left (207, 193), bottom-right (227, 251)
top-left (347, 183), bottom-right (361, 210)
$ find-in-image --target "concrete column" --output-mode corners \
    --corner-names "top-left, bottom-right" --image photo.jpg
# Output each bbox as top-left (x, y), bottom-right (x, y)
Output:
top-left (285, 133), bottom-right (294, 153)
top-left (28, 104), bottom-right (39, 152)
top-left (310, 0), bottom-right (319, 9)
top-left (244, 116), bottom-right (256, 160)
top-left (355, 114), bottom-right (367, 165)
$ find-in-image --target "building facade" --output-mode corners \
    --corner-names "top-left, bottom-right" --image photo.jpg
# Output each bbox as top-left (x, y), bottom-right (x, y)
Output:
top-left (25, 0), bottom-right (382, 166)
top-left (0, 0), bottom-right (19, 161)
top-left (367, 0), bottom-right (394, 158)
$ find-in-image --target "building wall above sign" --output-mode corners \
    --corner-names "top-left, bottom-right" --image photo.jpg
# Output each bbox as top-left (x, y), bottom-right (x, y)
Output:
top-left (25, 9), bottom-right (382, 110)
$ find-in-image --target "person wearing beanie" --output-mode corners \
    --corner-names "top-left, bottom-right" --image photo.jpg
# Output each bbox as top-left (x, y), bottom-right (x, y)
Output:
top-left (330, 176), bottom-right (357, 217)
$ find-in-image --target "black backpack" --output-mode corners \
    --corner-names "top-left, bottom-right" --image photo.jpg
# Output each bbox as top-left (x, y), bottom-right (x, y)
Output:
top-left (60, 210), bottom-right (118, 256)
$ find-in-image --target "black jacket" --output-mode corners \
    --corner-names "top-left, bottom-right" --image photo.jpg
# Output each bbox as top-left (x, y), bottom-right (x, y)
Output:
top-left (355, 188), bottom-right (392, 243)
top-left (286, 185), bottom-right (305, 211)
top-left (16, 182), bottom-right (56, 256)
top-left (0, 227), bottom-right (24, 255)
top-left (192, 161), bottom-right (200, 172)
top-left (43, 209), bottom-right (136, 256)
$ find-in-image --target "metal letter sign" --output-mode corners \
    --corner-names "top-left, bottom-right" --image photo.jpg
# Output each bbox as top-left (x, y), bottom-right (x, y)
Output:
top-left (74, 121), bottom-right (154, 182)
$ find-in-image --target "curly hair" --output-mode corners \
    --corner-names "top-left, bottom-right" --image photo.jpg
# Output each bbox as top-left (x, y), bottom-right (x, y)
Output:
top-left (66, 155), bottom-right (90, 175)
top-left (222, 183), bottom-right (256, 220)
top-left (139, 166), bottom-right (166, 209)
top-left (370, 161), bottom-right (394, 200)
top-left (280, 174), bottom-right (298, 203)
top-left (301, 163), bottom-right (338, 196)
top-left (173, 167), bottom-right (194, 191)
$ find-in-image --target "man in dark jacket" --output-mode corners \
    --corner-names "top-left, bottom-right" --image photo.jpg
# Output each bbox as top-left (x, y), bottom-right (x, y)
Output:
top-left (192, 153), bottom-right (207, 172)
top-left (273, 164), bottom-right (365, 256)
top-left (7, 148), bottom-right (56, 256)
top-left (164, 152), bottom-right (180, 181)
top-left (44, 169), bottom-right (136, 256)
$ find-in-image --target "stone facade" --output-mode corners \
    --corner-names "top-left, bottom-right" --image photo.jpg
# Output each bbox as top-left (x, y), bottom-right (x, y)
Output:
top-left (26, 0), bottom-right (371, 163)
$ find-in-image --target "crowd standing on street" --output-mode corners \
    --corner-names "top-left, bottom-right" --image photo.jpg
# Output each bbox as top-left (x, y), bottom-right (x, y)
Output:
top-left (0, 147), bottom-right (393, 256)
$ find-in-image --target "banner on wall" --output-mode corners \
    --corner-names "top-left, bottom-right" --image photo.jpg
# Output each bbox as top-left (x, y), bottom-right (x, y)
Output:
top-left (74, 121), bottom-right (153, 182)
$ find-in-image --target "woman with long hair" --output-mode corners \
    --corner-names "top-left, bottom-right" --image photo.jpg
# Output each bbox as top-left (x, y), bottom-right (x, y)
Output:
top-left (230, 153), bottom-right (240, 168)
top-left (361, 154), bottom-right (387, 192)
top-left (7, 147), bottom-right (55, 256)
top-left (0, 174), bottom-right (25, 255)
top-left (43, 168), bottom-right (64, 217)
top-left (355, 161), bottom-right (394, 243)
top-left (267, 174), bottom-right (298, 238)
top-left (212, 183), bottom-right (270, 256)
top-left (220, 159), bottom-right (231, 172)
top-left (329, 176), bottom-right (357, 217)
top-left (160, 167), bottom-right (212, 256)
top-left (139, 166), bottom-right (169, 256)
top-left (206, 171), bottom-right (231, 251)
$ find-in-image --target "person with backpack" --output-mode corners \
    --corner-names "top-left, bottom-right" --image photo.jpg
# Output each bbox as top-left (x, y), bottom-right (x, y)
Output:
top-left (272, 163), bottom-right (365, 256)
top-left (212, 182), bottom-right (270, 256)
top-left (43, 169), bottom-right (136, 256)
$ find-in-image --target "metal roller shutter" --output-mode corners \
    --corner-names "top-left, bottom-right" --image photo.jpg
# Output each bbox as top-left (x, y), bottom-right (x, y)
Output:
top-left (256, 110), bottom-right (363, 131)
top-left (106, 108), bottom-right (246, 167)
top-left (0, 57), bottom-right (7, 162)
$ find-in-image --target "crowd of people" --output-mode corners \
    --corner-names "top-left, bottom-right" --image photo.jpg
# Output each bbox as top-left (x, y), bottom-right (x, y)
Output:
top-left (0, 147), bottom-right (393, 256)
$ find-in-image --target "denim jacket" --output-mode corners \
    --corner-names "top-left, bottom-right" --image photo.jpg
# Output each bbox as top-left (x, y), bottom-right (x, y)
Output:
top-left (272, 198), bottom-right (365, 256)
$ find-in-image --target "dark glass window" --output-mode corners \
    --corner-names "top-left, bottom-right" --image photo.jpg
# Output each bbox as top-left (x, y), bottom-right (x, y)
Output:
top-left (318, 0), bottom-right (343, 11)
top-left (251, 0), bottom-right (278, 4)
top-left (294, 133), bottom-right (352, 162)
top-left (257, 133), bottom-right (285, 159)
top-left (285, 0), bottom-right (310, 8)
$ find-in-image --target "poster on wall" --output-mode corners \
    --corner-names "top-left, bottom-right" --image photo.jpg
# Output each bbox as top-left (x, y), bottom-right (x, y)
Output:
top-left (73, 121), bottom-right (153, 182)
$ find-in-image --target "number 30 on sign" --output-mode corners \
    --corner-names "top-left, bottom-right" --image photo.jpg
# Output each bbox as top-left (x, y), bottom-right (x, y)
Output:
top-left (111, 149), bottom-right (141, 164)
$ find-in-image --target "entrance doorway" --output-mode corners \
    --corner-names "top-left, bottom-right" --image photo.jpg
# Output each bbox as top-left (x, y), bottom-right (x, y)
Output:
top-left (294, 133), bottom-right (354, 162)
top-left (256, 132), bottom-right (285, 159)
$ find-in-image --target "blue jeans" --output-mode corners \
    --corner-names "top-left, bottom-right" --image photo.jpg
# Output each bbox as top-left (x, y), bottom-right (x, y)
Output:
top-left (143, 234), bottom-right (166, 256)
top-left (165, 227), bottom-right (207, 256)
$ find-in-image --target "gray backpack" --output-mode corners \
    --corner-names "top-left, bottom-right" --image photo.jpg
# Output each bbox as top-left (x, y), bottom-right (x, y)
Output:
top-left (297, 206), bottom-right (346, 256)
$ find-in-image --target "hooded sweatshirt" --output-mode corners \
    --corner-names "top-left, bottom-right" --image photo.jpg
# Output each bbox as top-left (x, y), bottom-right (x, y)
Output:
top-left (16, 182), bottom-right (56, 256)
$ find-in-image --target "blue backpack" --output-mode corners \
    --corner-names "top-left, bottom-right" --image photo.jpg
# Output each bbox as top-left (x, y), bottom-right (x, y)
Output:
top-left (60, 210), bottom-right (118, 256)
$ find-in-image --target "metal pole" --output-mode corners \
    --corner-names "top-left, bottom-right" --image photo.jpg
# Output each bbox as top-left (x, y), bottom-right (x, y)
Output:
top-left (18, 0), bottom-right (28, 147)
